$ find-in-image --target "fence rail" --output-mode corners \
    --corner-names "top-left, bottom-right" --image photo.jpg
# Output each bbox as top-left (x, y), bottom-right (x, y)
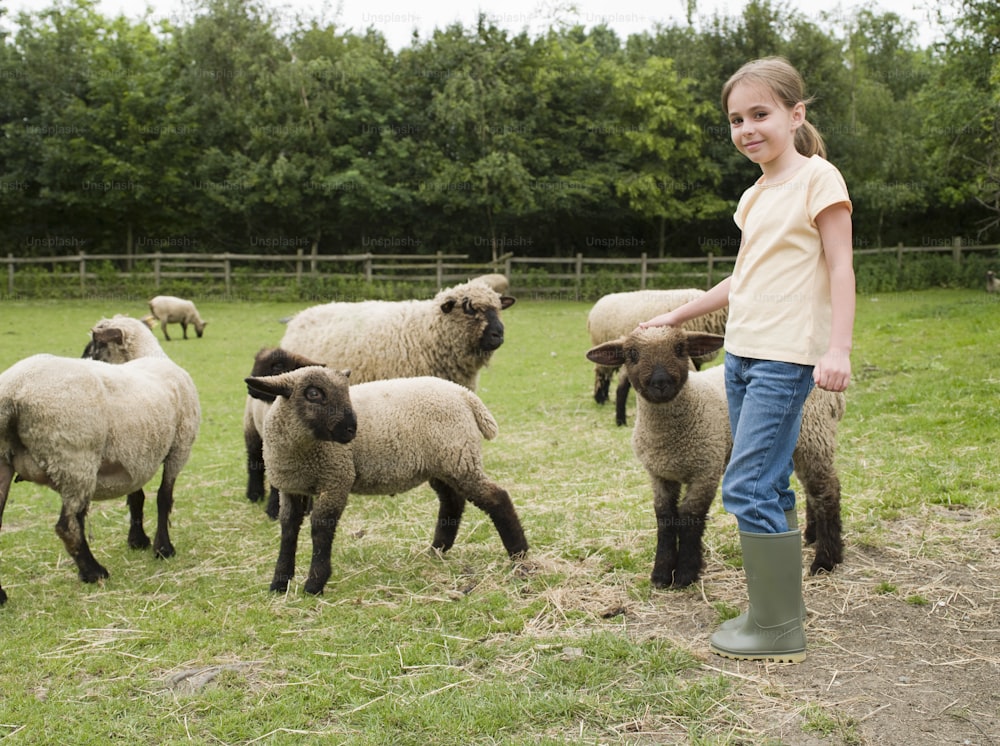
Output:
top-left (2, 239), bottom-right (998, 299)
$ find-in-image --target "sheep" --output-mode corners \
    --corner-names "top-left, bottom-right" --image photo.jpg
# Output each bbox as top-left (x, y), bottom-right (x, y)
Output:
top-left (0, 315), bottom-right (200, 603)
top-left (987, 270), bottom-right (998, 294)
top-left (244, 367), bottom-right (528, 596)
top-left (586, 289), bottom-right (728, 426)
top-left (147, 295), bottom-right (207, 341)
top-left (278, 280), bottom-right (515, 392)
top-left (585, 326), bottom-right (844, 588)
top-left (472, 273), bottom-right (510, 295)
top-left (244, 346), bottom-right (322, 517)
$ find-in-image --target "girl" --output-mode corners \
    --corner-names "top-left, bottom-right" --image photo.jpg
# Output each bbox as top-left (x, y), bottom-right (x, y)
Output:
top-left (639, 56), bottom-right (855, 663)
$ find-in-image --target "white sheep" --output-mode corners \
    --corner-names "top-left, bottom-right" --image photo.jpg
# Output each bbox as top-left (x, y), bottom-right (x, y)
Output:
top-left (244, 368), bottom-right (529, 596)
top-left (586, 326), bottom-right (844, 588)
top-left (587, 288), bottom-right (728, 425)
top-left (278, 280), bottom-right (515, 392)
top-left (243, 346), bottom-right (323, 517)
top-left (147, 295), bottom-right (208, 341)
top-left (0, 315), bottom-right (200, 603)
top-left (987, 270), bottom-right (998, 294)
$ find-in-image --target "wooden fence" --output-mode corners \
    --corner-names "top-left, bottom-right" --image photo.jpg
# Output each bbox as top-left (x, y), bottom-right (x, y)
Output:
top-left (2, 238), bottom-right (998, 299)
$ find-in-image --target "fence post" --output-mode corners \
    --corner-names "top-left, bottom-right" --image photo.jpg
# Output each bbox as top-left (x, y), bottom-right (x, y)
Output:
top-left (707, 252), bottom-right (715, 289)
top-left (436, 251), bottom-right (443, 289)
top-left (79, 251), bottom-right (86, 293)
top-left (364, 253), bottom-right (372, 284)
top-left (7, 253), bottom-right (13, 296)
top-left (154, 252), bottom-right (162, 288)
top-left (295, 248), bottom-right (303, 288)
top-left (575, 253), bottom-right (583, 301)
top-left (224, 253), bottom-right (232, 296)
top-left (897, 242), bottom-right (904, 270)
top-left (640, 252), bottom-right (648, 289)
top-left (952, 236), bottom-right (962, 266)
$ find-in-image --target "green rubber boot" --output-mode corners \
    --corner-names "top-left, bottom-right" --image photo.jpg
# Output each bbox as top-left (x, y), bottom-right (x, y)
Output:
top-left (709, 529), bottom-right (807, 664)
top-left (719, 510), bottom-right (805, 631)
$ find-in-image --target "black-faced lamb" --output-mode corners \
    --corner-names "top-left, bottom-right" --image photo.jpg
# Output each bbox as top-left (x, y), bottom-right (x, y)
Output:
top-left (278, 279), bottom-right (515, 392)
top-left (0, 315), bottom-right (200, 603)
top-left (147, 295), bottom-right (208, 341)
top-left (244, 346), bottom-right (322, 517)
top-left (987, 270), bottom-right (998, 294)
top-left (244, 367), bottom-right (528, 596)
top-left (585, 326), bottom-right (844, 588)
top-left (586, 289), bottom-right (728, 426)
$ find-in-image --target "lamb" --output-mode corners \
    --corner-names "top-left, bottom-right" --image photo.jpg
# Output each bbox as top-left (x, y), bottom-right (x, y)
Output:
top-left (244, 367), bottom-right (528, 596)
top-left (987, 270), bottom-right (998, 294)
top-left (472, 273), bottom-right (510, 295)
top-left (244, 346), bottom-right (322, 517)
top-left (0, 315), bottom-right (200, 603)
top-left (278, 279), bottom-right (515, 392)
top-left (586, 289), bottom-right (728, 426)
top-left (147, 295), bottom-right (208, 341)
top-left (585, 326), bottom-right (844, 588)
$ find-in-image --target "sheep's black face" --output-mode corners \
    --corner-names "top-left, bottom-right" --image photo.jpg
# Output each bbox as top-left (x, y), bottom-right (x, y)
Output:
top-left (295, 377), bottom-right (357, 445)
top-left (474, 303), bottom-right (505, 352)
top-left (623, 328), bottom-right (692, 405)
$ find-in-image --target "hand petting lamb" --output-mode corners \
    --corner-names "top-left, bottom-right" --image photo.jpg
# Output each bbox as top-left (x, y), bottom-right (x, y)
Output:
top-left (245, 367), bottom-right (528, 596)
top-left (278, 279), bottom-right (515, 392)
top-left (587, 289), bottom-right (728, 426)
top-left (147, 295), bottom-right (208, 341)
top-left (586, 326), bottom-right (844, 589)
top-left (244, 346), bottom-right (322, 517)
top-left (0, 315), bottom-right (200, 603)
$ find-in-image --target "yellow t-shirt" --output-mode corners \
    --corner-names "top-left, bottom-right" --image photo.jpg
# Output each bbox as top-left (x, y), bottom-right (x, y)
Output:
top-left (726, 155), bottom-right (852, 365)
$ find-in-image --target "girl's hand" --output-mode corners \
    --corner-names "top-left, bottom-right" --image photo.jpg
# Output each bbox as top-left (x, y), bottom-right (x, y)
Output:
top-left (814, 348), bottom-right (851, 392)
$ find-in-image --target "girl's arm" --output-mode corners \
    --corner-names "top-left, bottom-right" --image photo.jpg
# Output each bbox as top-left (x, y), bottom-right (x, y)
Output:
top-left (638, 276), bottom-right (732, 329)
top-left (814, 203), bottom-right (855, 392)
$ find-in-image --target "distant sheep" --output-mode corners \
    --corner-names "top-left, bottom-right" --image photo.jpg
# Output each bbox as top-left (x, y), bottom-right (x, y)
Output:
top-left (987, 271), bottom-right (998, 294)
top-left (243, 347), bottom-right (321, 517)
top-left (586, 326), bottom-right (844, 588)
top-left (587, 289), bottom-right (728, 425)
top-left (245, 368), bottom-right (528, 596)
top-left (472, 273), bottom-right (510, 295)
top-left (279, 280), bottom-right (515, 391)
top-left (147, 295), bottom-right (207, 341)
top-left (0, 316), bottom-right (200, 603)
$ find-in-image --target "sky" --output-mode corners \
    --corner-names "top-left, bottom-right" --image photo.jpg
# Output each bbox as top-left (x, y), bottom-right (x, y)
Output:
top-left (3, 0), bottom-right (946, 49)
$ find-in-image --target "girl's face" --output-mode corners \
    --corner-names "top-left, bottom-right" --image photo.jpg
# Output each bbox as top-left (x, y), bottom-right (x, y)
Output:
top-left (726, 81), bottom-right (805, 173)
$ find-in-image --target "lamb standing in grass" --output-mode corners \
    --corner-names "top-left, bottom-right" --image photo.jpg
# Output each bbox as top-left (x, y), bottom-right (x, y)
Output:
top-left (245, 367), bottom-right (528, 596)
top-left (243, 346), bottom-right (322, 516)
top-left (147, 295), bottom-right (208, 341)
top-left (987, 271), bottom-right (998, 294)
top-left (279, 280), bottom-right (514, 391)
top-left (587, 289), bottom-right (729, 425)
top-left (586, 326), bottom-right (844, 588)
top-left (0, 315), bottom-right (200, 603)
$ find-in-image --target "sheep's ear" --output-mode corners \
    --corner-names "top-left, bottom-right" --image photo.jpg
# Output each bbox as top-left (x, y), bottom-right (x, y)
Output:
top-left (246, 376), bottom-right (293, 403)
top-left (684, 332), bottom-right (725, 358)
top-left (440, 299), bottom-right (457, 314)
top-left (92, 326), bottom-right (126, 345)
top-left (586, 340), bottom-right (625, 366)
top-left (339, 369), bottom-right (351, 380)
top-left (500, 296), bottom-right (516, 309)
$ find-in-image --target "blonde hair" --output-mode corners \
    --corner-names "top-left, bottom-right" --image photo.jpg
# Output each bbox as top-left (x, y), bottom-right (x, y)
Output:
top-left (721, 56), bottom-right (826, 159)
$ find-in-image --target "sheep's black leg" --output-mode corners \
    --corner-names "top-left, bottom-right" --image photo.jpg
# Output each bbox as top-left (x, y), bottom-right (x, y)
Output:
top-left (651, 479), bottom-right (681, 588)
top-left (672, 502), bottom-right (708, 588)
top-left (303, 491), bottom-right (347, 595)
top-left (181, 322), bottom-right (189, 339)
top-left (126, 489), bottom-right (151, 549)
top-left (0, 462), bottom-right (12, 604)
top-left (614, 375), bottom-right (632, 426)
top-left (245, 429), bottom-right (267, 504)
top-left (593, 368), bottom-right (612, 405)
top-left (55, 504), bottom-right (109, 584)
top-left (161, 324), bottom-right (171, 342)
top-left (151, 479), bottom-right (176, 559)
top-left (271, 493), bottom-right (309, 592)
top-left (430, 478), bottom-right (466, 552)
top-left (794, 462), bottom-right (844, 575)
top-left (265, 487), bottom-right (280, 520)
top-left (467, 483), bottom-right (528, 558)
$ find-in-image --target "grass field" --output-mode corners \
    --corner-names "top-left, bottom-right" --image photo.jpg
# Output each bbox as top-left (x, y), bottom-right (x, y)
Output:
top-left (0, 289), bottom-right (997, 745)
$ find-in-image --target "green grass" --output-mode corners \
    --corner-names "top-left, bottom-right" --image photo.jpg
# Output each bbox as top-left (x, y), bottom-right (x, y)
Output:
top-left (0, 288), bottom-right (998, 744)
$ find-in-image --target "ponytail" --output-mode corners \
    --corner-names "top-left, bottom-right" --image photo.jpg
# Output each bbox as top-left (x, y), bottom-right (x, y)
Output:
top-left (795, 120), bottom-right (826, 158)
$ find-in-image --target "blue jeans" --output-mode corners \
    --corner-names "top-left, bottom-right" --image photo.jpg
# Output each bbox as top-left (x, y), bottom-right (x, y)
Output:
top-left (722, 354), bottom-right (815, 533)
